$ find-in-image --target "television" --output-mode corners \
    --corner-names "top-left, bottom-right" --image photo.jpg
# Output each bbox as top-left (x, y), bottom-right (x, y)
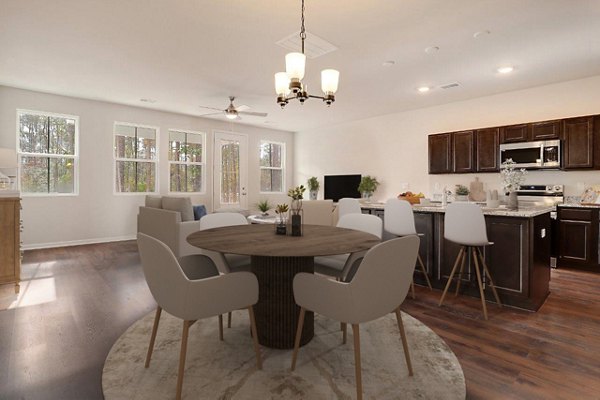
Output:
top-left (324, 174), bottom-right (362, 202)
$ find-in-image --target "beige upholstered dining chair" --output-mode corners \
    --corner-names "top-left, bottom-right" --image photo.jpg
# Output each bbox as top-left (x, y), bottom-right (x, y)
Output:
top-left (384, 198), bottom-right (433, 298)
top-left (291, 236), bottom-right (420, 400)
top-left (301, 199), bottom-right (334, 225)
top-left (337, 197), bottom-right (362, 218)
top-left (137, 233), bottom-right (262, 400)
top-left (314, 213), bottom-right (382, 281)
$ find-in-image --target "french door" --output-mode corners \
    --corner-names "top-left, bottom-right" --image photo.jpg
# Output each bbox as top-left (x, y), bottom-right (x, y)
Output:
top-left (213, 131), bottom-right (248, 210)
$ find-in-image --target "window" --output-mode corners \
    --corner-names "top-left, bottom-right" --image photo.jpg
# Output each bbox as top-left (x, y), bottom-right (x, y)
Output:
top-left (259, 141), bottom-right (284, 192)
top-left (168, 130), bottom-right (205, 193)
top-left (114, 123), bottom-right (157, 193)
top-left (17, 110), bottom-right (78, 195)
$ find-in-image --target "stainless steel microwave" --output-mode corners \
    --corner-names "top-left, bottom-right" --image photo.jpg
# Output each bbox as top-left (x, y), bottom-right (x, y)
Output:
top-left (499, 139), bottom-right (561, 169)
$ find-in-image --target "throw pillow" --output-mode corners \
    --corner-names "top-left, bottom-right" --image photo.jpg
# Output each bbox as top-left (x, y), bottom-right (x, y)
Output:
top-left (145, 195), bottom-right (162, 209)
top-left (162, 197), bottom-right (194, 222)
top-left (193, 205), bottom-right (207, 221)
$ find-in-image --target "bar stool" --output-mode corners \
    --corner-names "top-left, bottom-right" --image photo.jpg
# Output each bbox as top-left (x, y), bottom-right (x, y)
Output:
top-left (384, 198), bottom-right (433, 299)
top-left (438, 202), bottom-right (502, 320)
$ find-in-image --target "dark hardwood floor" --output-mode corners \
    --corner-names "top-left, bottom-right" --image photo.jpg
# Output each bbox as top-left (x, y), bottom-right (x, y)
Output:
top-left (0, 241), bottom-right (599, 399)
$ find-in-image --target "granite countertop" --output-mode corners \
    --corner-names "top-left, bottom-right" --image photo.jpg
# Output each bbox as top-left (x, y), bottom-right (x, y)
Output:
top-left (360, 202), bottom-right (554, 218)
top-left (558, 203), bottom-right (600, 209)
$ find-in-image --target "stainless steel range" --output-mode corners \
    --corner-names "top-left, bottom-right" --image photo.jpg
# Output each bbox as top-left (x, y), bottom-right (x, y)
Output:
top-left (516, 184), bottom-right (564, 206)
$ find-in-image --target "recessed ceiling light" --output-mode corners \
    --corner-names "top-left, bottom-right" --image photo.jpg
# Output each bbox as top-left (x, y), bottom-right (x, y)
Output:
top-left (497, 66), bottom-right (514, 74)
top-left (417, 86), bottom-right (430, 93)
top-left (140, 98), bottom-right (156, 103)
top-left (424, 46), bottom-right (439, 54)
top-left (473, 30), bottom-right (491, 39)
top-left (382, 60), bottom-right (396, 67)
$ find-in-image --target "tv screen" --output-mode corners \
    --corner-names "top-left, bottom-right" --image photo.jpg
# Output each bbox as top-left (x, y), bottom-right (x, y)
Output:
top-left (324, 174), bottom-right (362, 202)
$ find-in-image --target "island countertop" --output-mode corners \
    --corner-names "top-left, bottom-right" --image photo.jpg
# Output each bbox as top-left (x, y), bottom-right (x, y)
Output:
top-left (360, 202), bottom-right (554, 218)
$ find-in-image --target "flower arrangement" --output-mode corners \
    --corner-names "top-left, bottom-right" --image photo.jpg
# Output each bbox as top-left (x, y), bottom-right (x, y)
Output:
top-left (287, 185), bottom-right (306, 215)
top-left (500, 159), bottom-right (527, 193)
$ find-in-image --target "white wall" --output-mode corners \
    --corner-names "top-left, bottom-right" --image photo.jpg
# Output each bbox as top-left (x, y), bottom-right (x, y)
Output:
top-left (0, 86), bottom-right (294, 249)
top-left (295, 75), bottom-right (600, 202)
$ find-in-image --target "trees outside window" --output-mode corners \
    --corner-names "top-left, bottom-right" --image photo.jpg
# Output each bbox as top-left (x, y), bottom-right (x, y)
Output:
top-left (169, 130), bottom-right (205, 193)
top-left (18, 110), bottom-right (78, 195)
top-left (259, 141), bottom-right (284, 193)
top-left (114, 123), bottom-right (157, 193)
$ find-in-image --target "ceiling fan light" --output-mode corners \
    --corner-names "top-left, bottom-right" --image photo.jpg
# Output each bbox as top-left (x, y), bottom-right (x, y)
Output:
top-left (274, 72), bottom-right (291, 96)
top-left (225, 112), bottom-right (238, 120)
top-left (321, 69), bottom-right (339, 94)
top-left (285, 52), bottom-right (306, 81)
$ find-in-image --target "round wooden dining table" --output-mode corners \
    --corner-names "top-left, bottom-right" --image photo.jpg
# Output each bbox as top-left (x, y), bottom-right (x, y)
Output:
top-left (187, 224), bottom-right (380, 349)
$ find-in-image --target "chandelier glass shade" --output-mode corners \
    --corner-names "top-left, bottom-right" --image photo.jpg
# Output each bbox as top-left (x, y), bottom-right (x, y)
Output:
top-left (274, 0), bottom-right (339, 108)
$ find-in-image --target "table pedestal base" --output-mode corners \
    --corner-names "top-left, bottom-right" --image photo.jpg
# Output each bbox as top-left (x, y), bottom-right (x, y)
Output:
top-left (251, 255), bottom-right (314, 349)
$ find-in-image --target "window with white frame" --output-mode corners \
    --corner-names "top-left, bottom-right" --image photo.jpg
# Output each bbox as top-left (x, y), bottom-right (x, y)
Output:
top-left (17, 110), bottom-right (78, 195)
top-left (114, 123), bottom-right (157, 193)
top-left (259, 141), bottom-right (284, 192)
top-left (168, 130), bottom-right (205, 193)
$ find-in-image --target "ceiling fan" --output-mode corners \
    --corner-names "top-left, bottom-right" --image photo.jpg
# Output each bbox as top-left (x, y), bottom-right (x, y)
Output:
top-left (199, 96), bottom-right (268, 120)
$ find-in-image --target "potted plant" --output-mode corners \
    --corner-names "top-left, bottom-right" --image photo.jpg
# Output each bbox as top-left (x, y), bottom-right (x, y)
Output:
top-left (307, 176), bottom-right (320, 200)
top-left (256, 199), bottom-right (272, 216)
top-left (287, 185), bottom-right (306, 236)
top-left (500, 159), bottom-right (527, 210)
top-left (275, 203), bottom-right (289, 235)
top-left (357, 176), bottom-right (379, 201)
top-left (454, 185), bottom-right (470, 201)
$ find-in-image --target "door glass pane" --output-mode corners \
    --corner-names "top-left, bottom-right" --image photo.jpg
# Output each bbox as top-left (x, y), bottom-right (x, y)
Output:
top-left (49, 158), bottom-right (75, 193)
top-left (114, 125), bottom-right (136, 158)
top-left (49, 117), bottom-right (76, 155)
top-left (19, 114), bottom-right (49, 154)
top-left (221, 140), bottom-right (240, 204)
top-left (20, 156), bottom-right (48, 192)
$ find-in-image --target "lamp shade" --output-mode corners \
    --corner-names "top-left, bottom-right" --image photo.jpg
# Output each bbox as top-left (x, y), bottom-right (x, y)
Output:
top-left (321, 69), bottom-right (340, 94)
top-left (285, 52), bottom-right (306, 81)
top-left (0, 148), bottom-right (17, 168)
top-left (274, 72), bottom-right (291, 95)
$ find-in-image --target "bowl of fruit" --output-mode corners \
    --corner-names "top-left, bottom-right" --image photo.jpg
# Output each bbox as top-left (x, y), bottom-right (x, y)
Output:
top-left (397, 191), bottom-right (425, 205)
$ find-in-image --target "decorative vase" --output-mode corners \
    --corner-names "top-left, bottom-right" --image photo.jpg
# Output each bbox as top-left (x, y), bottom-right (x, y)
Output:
top-left (361, 191), bottom-right (372, 202)
top-left (507, 191), bottom-right (518, 210)
top-left (291, 214), bottom-right (302, 236)
top-left (275, 215), bottom-right (287, 235)
top-left (309, 190), bottom-right (318, 200)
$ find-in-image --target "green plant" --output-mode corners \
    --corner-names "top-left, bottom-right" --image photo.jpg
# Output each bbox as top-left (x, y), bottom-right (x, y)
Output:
top-left (455, 184), bottom-right (469, 196)
top-left (307, 176), bottom-right (320, 191)
top-left (256, 199), bottom-right (272, 213)
top-left (358, 176), bottom-right (379, 194)
top-left (275, 204), bottom-right (289, 214)
top-left (287, 185), bottom-right (306, 200)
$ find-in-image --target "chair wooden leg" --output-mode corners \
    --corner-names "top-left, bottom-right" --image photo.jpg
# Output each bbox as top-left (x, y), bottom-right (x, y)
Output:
top-left (342, 322), bottom-right (347, 344)
top-left (352, 324), bottom-right (363, 400)
top-left (145, 306), bottom-right (162, 368)
top-left (454, 248), bottom-right (467, 297)
top-left (228, 311), bottom-right (232, 328)
top-left (394, 307), bottom-right (413, 376)
top-left (218, 315), bottom-right (224, 341)
top-left (439, 247), bottom-right (465, 306)
top-left (247, 306), bottom-right (262, 370)
top-left (471, 247), bottom-right (488, 320)
top-left (417, 254), bottom-right (433, 290)
top-left (291, 307), bottom-right (306, 371)
top-left (176, 320), bottom-right (191, 400)
top-left (477, 248), bottom-right (502, 307)
top-left (410, 281), bottom-right (416, 299)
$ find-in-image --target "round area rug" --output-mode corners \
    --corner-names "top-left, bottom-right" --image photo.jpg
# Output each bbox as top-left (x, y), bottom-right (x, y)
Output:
top-left (103, 310), bottom-right (465, 399)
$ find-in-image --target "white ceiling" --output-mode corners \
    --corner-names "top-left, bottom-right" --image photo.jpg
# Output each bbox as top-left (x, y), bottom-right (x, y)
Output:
top-left (2, 0), bottom-right (600, 133)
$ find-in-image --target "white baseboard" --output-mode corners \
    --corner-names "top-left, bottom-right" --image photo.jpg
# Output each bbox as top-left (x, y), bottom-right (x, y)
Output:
top-left (23, 235), bottom-right (137, 250)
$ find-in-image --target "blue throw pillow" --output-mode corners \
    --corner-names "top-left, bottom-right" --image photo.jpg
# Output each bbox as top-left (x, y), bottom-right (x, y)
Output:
top-left (193, 205), bottom-right (207, 221)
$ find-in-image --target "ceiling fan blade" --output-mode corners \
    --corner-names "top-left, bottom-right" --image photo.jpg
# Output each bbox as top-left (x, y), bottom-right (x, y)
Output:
top-left (199, 112), bottom-right (223, 117)
top-left (236, 105), bottom-right (251, 112)
top-left (199, 105), bottom-right (224, 112)
top-left (238, 111), bottom-right (268, 117)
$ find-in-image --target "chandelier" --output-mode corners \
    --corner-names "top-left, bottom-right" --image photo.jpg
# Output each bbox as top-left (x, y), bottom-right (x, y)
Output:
top-left (274, 0), bottom-right (339, 108)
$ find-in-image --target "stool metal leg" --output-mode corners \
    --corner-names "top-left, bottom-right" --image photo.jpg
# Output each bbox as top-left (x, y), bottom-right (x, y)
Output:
top-left (454, 247), bottom-right (467, 296)
top-left (471, 247), bottom-right (488, 320)
top-left (439, 246), bottom-right (465, 307)
top-left (477, 248), bottom-right (502, 306)
top-left (417, 254), bottom-right (433, 290)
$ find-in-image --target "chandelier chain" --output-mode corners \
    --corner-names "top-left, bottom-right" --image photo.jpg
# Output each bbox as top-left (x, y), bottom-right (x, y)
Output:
top-left (300, 0), bottom-right (306, 54)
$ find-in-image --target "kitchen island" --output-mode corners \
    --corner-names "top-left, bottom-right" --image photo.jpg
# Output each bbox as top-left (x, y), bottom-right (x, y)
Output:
top-left (362, 203), bottom-right (553, 311)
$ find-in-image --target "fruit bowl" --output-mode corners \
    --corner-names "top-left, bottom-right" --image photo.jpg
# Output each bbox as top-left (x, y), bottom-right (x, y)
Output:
top-left (397, 196), bottom-right (421, 205)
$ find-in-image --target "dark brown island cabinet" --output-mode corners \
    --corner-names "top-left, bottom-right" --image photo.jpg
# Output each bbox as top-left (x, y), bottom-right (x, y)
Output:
top-left (362, 206), bottom-right (552, 311)
top-left (556, 205), bottom-right (600, 271)
top-left (429, 113), bottom-right (600, 174)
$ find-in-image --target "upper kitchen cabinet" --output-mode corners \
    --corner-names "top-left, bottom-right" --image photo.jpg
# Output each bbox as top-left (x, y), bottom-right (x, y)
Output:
top-left (531, 120), bottom-right (561, 141)
top-left (476, 128), bottom-right (500, 172)
top-left (452, 130), bottom-right (476, 173)
top-left (428, 133), bottom-right (452, 174)
top-left (500, 124), bottom-right (529, 143)
top-left (563, 116), bottom-right (594, 169)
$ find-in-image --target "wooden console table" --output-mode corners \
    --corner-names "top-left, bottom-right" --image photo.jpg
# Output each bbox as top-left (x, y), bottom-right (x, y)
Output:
top-left (0, 196), bottom-right (21, 293)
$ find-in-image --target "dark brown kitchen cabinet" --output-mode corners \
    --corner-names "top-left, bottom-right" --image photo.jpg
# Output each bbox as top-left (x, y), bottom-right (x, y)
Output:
top-left (557, 206), bottom-right (599, 269)
top-left (428, 133), bottom-right (452, 174)
top-left (452, 130), bottom-right (475, 173)
top-left (563, 116), bottom-right (594, 169)
top-left (476, 128), bottom-right (500, 172)
top-left (500, 124), bottom-right (529, 143)
top-left (531, 120), bottom-right (561, 140)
